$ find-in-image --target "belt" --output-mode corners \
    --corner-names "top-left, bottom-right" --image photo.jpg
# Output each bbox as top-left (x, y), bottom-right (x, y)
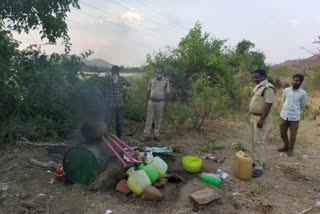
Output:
top-left (150, 98), bottom-right (165, 102)
top-left (252, 113), bottom-right (263, 116)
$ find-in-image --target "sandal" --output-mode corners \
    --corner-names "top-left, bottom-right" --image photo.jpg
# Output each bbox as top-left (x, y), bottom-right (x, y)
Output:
top-left (252, 169), bottom-right (263, 178)
top-left (140, 136), bottom-right (149, 142)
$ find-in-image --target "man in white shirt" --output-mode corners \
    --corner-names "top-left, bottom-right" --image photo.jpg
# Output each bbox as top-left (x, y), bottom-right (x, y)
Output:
top-left (278, 74), bottom-right (308, 156)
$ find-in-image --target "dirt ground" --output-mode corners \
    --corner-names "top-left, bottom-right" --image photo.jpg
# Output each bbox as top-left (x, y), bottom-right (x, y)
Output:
top-left (1, 96), bottom-right (320, 214)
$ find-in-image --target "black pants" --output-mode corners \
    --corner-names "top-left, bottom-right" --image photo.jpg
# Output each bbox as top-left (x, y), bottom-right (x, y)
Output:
top-left (105, 106), bottom-right (124, 139)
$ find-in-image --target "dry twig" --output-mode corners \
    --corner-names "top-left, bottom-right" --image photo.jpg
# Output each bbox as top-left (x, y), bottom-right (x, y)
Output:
top-left (17, 137), bottom-right (70, 147)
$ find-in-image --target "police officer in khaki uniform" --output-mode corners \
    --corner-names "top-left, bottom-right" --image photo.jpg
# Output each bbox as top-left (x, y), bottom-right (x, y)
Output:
top-left (140, 68), bottom-right (169, 142)
top-left (249, 69), bottom-right (275, 177)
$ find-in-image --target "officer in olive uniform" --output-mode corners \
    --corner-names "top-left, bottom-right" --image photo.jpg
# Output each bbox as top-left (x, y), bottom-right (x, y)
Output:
top-left (249, 69), bottom-right (275, 177)
top-left (140, 68), bottom-right (169, 142)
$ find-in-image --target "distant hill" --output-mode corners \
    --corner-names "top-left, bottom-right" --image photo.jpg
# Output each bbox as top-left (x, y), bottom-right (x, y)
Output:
top-left (277, 55), bottom-right (320, 73)
top-left (81, 58), bottom-right (113, 68)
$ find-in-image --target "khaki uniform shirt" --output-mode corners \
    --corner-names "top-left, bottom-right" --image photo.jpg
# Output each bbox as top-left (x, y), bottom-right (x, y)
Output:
top-left (148, 77), bottom-right (170, 100)
top-left (249, 82), bottom-right (275, 114)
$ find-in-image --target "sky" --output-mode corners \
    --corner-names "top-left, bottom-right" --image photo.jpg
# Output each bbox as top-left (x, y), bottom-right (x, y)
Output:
top-left (13, 0), bottom-right (320, 67)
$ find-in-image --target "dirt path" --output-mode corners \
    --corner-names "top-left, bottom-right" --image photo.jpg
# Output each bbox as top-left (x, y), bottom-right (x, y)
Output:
top-left (0, 98), bottom-right (319, 214)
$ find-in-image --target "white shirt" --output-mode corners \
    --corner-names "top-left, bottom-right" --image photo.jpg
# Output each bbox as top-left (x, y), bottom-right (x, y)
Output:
top-left (280, 87), bottom-right (308, 121)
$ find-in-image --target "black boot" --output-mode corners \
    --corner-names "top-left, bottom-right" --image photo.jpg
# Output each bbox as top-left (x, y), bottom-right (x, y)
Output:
top-left (252, 169), bottom-right (263, 178)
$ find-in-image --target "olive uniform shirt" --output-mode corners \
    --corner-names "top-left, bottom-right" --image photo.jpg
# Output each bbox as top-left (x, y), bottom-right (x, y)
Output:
top-left (249, 82), bottom-right (275, 114)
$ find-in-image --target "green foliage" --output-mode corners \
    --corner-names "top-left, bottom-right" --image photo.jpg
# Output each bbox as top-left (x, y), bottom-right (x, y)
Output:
top-left (165, 103), bottom-right (192, 129)
top-left (0, 27), bottom-right (86, 143)
top-left (124, 72), bottom-right (153, 122)
top-left (236, 40), bottom-right (255, 55)
top-left (207, 137), bottom-right (225, 150)
top-left (0, 0), bottom-right (80, 51)
top-left (233, 143), bottom-right (247, 152)
top-left (190, 77), bottom-right (227, 131)
top-left (147, 23), bottom-right (236, 101)
top-left (144, 23), bottom-right (269, 131)
top-left (245, 183), bottom-right (264, 197)
top-left (311, 72), bottom-right (320, 90)
top-left (232, 86), bottom-right (253, 112)
top-left (227, 39), bottom-right (268, 92)
top-left (146, 23), bottom-right (267, 119)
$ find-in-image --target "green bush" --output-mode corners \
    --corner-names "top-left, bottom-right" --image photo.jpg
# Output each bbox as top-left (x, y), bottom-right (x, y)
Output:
top-left (0, 29), bottom-right (85, 143)
top-left (164, 102), bottom-right (192, 129)
top-left (190, 77), bottom-right (227, 131)
top-left (124, 72), bottom-right (153, 122)
top-left (233, 143), bottom-right (247, 152)
top-left (311, 72), bottom-right (320, 90)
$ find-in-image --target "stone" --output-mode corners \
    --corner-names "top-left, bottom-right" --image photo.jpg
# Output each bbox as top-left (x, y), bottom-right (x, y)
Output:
top-left (115, 180), bottom-right (131, 194)
top-left (189, 188), bottom-right (220, 205)
top-left (173, 146), bottom-right (181, 152)
top-left (153, 178), bottom-right (168, 189)
top-left (0, 183), bottom-right (9, 191)
top-left (141, 186), bottom-right (163, 201)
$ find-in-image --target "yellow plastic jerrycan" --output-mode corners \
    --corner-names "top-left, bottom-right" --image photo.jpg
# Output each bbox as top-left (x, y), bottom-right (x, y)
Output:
top-left (146, 156), bottom-right (168, 177)
top-left (234, 151), bottom-right (252, 181)
top-left (126, 168), bottom-right (151, 195)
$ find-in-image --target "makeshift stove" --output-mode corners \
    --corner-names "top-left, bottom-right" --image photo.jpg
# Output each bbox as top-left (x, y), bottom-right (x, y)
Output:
top-left (62, 120), bottom-right (143, 184)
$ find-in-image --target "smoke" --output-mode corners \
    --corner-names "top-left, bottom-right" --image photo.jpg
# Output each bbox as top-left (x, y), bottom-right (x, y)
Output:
top-left (68, 79), bottom-right (111, 144)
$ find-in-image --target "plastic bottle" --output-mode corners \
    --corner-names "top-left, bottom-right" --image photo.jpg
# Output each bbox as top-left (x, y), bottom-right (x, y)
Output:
top-left (217, 169), bottom-right (231, 181)
top-left (199, 173), bottom-right (222, 187)
top-left (145, 157), bottom-right (168, 177)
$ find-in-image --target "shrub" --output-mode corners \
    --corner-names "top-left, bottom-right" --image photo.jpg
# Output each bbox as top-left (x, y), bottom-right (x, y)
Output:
top-left (190, 77), bottom-right (227, 131)
top-left (164, 102), bottom-right (192, 129)
top-left (0, 35), bottom-right (84, 143)
top-left (124, 72), bottom-right (153, 122)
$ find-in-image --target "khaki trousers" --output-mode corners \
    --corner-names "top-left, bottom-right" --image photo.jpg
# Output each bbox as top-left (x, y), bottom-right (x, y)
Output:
top-left (143, 100), bottom-right (164, 137)
top-left (279, 118), bottom-right (299, 151)
top-left (250, 114), bottom-right (271, 170)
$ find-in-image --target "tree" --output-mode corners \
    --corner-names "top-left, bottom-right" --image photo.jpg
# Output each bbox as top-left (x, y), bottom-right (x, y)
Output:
top-left (0, 0), bottom-right (80, 51)
top-left (228, 40), bottom-right (268, 87)
top-left (146, 23), bottom-right (235, 100)
top-left (236, 40), bottom-right (255, 55)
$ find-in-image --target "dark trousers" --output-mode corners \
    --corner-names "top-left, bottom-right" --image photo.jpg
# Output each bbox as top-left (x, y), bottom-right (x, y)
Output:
top-left (105, 106), bottom-right (124, 139)
top-left (279, 118), bottom-right (300, 151)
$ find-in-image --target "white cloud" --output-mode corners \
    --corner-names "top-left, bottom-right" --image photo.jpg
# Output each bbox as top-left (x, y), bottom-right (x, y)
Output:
top-left (121, 9), bottom-right (143, 25)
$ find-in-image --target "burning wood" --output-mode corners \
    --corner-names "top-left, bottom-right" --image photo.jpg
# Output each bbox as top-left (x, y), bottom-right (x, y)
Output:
top-left (55, 164), bottom-right (65, 177)
top-left (49, 164), bottom-right (65, 184)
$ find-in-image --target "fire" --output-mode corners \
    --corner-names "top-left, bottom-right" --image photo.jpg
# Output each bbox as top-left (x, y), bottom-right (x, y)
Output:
top-left (55, 164), bottom-right (65, 177)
